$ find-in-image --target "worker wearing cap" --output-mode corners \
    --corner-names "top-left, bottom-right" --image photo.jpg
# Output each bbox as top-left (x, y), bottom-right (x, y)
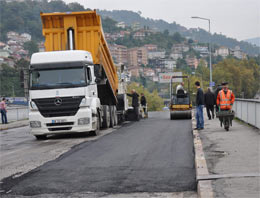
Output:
top-left (127, 89), bottom-right (140, 121)
top-left (216, 82), bottom-right (235, 111)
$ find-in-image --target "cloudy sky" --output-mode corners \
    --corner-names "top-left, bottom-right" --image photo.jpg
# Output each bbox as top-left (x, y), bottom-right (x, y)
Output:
top-left (63, 0), bottom-right (260, 41)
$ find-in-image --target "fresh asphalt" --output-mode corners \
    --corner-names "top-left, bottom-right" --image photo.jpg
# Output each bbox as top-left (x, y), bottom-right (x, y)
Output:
top-left (1, 111), bottom-right (196, 196)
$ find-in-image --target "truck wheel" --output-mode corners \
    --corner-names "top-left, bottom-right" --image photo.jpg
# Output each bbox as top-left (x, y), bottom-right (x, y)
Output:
top-left (35, 135), bottom-right (47, 140)
top-left (113, 106), bottom-right (118, 126)
top-left (90, 112), bottom-right (100, 136)
top-left (102, 105), bottom-right (110, 129)
top-left (109, 105), bottom-right (115, 128)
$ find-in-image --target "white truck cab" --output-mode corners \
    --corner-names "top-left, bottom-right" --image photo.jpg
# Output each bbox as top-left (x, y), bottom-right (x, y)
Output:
top-left (29, 50), bottom-right (101, 139)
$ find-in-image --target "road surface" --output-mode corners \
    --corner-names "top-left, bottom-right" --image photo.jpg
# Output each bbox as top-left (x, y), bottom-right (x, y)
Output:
top-left (0, 112), bottom-right (196, 197)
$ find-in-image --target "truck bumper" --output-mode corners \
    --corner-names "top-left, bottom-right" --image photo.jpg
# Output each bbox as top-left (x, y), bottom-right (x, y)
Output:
top-left (29, 108), bottom-right (95, 135)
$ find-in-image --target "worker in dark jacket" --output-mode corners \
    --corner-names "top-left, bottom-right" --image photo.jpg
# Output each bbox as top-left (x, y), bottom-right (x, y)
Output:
top-left (214, 85), bottom-right (222, 112)
top-left (140, 93), bottom-right (147, 117)
top-left (127, 89), bottom-right (140, 121)
top-left (204, 87), bottom-right (215, 120)
top-left (195, 81), bottom-right (204, 130)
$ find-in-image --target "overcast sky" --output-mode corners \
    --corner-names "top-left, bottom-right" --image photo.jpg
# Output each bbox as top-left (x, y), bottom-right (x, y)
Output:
top-left (63, 0), bottom-right (260, 41)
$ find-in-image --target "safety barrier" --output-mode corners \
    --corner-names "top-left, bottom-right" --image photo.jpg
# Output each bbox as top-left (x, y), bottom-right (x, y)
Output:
top-left (6, 106), bottom-right (29, 122)
top-left (233, 99), bottom-right (260, 129)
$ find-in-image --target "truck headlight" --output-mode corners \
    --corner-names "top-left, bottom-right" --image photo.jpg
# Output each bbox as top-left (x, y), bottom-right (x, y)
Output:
top-left (30, 101), bottom-right (38, 110)
top-left (78, 117), bottom-right (90, 125)
top-left (30, 121), bottom-right (41, 128)
top-left (80, 98), bottom-right (90, 107)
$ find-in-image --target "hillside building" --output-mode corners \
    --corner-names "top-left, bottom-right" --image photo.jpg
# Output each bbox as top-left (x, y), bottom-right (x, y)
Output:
top-left (215, 46), bottom-right (229, 58)
top-left (109, 44), bottom-right (128, 65)
top-left (127, 47), bottom-right (148, 67)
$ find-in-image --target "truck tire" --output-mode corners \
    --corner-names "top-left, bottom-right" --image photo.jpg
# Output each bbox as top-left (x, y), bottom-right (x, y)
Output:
top-left (35, 135), bottom-right (47, 140)
top-left (109, 105), bottom-right (115, 128)
top-left (102, 105), bottom-right (110, 129)
top-left (113, 105), bottom-right (118, 126)
top-left (114, 112), bottom-right (118, 126)
top-left (90, 111), bottom-right (100, 136)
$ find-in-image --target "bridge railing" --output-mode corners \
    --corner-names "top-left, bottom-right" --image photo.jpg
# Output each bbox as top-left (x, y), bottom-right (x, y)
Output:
top-left (6, 106), bottom-right (29, 122)
top-left (233, 99), bottom-right (260, 129)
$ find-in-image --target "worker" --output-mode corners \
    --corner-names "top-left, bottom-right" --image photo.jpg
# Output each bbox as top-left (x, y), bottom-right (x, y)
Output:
top-left (204, 87), bottom-right (215, 120)
top-left (176, 82), bottom-right (185, 94)
top-left (214, 84), bottom-right (222, 112)
top-left (216, 82), bottom-right (235, 111)
top-left (127, 89), bottom-right (140, 121)
top-left (0, 97), bottom-right (8, 124)
top-left (195, 81), bottom-right (204, 130)
top-left (140, 93), bottom-right (147, 117)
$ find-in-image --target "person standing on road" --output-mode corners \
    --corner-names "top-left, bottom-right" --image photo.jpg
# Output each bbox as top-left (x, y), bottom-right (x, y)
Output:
top-left (214, 84), bottom-right (222, 112)
top-left (204, 87), bottom-right (215, 120)
top-left (140, 93), bottom-right (147, 117)
top-left (127, 89), bottom-right (140, 121)
top-left (195, 81), bottom-right (204, 130)
top-left (216, 82), bottom-right (235, 111)
top-left (0, 97), bottom-right (8, 124)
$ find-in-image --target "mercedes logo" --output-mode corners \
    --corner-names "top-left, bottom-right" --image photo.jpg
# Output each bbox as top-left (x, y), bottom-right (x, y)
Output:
top-left (54, 98), bottom-right (62, 106)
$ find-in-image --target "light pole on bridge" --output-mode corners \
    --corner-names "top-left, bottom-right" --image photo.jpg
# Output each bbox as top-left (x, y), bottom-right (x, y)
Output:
top-left (191, 16), bottom-right (213, 88)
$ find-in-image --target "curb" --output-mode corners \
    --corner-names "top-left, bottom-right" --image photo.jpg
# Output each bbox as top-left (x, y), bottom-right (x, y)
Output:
top-left (192, 117), bottom-right (214, 198)
top-left (0, 120), bottom-right (29, 131)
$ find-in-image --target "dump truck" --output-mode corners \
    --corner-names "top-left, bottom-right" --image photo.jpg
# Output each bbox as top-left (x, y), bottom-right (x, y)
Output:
top-left (29, 11), bottom-right (128, 139)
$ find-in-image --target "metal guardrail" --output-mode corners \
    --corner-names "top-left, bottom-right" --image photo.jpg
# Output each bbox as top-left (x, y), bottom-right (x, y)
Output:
top-left (6, 106), bottom-right (29, 122)
top-left (233, 99), bottom-right (260, 129)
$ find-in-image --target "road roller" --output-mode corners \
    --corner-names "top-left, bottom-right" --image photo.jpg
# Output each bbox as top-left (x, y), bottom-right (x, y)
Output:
top-left (170, 75), bottom-right (192, 120)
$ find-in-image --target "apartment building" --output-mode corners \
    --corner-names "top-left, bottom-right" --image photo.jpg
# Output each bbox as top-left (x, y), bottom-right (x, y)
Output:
top-left (127, 47), bottom-right (148, 67)
top-left (186, 56), bottom-right (199, 69)
top-left (215, 46), bottom-right (229, 58)
top-left (109, 44), bottom-right (128, 64)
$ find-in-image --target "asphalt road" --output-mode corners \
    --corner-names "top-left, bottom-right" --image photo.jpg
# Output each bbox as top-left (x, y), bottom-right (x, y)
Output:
top-left (1, 111), bottom-right (196, 196)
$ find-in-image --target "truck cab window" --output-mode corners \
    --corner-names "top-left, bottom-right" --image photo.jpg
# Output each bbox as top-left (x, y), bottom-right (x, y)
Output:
top-left (30, 67), bottom-right (86, 89)
top-left (86, 67), bottom-right (92, 83)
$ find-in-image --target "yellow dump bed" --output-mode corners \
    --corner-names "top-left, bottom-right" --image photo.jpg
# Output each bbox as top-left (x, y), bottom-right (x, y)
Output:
top-left (40, 11), bottom-right (118, 96)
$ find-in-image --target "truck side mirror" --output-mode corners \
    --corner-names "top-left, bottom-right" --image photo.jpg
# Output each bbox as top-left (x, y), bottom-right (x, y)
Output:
top-left (94, 64), bottom-right (102, 79)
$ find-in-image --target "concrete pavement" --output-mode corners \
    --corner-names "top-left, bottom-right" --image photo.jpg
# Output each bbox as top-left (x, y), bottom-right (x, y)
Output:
top-left (0, 120), bottom-right (29, 131)
top-left (196, 112), bottom-right (260, 198)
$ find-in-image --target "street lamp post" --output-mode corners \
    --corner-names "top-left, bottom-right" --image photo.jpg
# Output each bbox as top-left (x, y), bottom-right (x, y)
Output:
top-left (0, 67), bottom-right (2, 97)
top-left (191, 16), bottom-right (213, 87)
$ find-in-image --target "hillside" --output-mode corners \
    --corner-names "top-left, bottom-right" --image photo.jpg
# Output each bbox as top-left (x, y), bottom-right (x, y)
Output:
top-left (244, 37), bottom-right (260, 47)
top-left (0, 0), bottom-right (259, 55)
top-left (98, 10), bottom-right (260, 55)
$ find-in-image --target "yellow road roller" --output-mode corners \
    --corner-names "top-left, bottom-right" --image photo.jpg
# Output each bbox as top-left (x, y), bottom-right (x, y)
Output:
top-left (170, 75), bottom-right (192, 120)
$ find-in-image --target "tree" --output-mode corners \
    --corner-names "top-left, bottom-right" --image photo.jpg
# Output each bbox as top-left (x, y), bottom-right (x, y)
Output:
top-left (172, 32), bottom-right (183, 43)
top-left (212, 58), bottom-right (260, 98)
top-left (0, 64), bottom-right (24, 97)
top-left (127, 82), bottom-right (164, 111)
top-left (23, 41), bottom-right (39, 57)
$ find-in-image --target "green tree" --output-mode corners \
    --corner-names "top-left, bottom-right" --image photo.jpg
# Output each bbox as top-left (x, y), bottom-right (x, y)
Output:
top-left (127, 82), bottom-right (164, 111)
top-left (0, 64), bottom-right (24, 97)
top-left (172, 32), bottom-right (183, 43)
top-left (212, 58), bottom-right (260, 98)
top-left (23, 41), bottom-right (39, 57)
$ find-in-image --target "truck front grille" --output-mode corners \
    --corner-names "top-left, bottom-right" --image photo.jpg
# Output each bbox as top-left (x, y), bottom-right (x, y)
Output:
top-left (33, 96), bottom-right (84, 118)
top-left (48, 127), bottom-right (72, 131)
top-left (46, 122), bottom-right (74, 127)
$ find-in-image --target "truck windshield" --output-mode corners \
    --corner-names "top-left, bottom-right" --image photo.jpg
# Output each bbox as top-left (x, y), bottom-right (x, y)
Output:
top-left (30, 67), bottom-right (86, 90)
